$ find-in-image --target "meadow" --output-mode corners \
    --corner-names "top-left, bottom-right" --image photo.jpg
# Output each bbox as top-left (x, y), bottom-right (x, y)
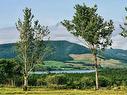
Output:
top-left (0, 87), bottom-right (127, 95)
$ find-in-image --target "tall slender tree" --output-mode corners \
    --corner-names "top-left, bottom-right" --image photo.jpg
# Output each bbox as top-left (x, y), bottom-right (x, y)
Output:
top-left (16, 8), bottom-right (50, 91)
top-left (61, 4), bottom-right (114, 89)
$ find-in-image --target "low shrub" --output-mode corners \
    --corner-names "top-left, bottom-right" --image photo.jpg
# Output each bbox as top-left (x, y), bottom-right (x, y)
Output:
top-left (79, 77), bottom-right (94, 88)
top-left (37, 78), bottom-right (46, 86)
top-left (45, 74), bottom-right (68, 88)
top-left (99, 76), bottom-right (111, 87)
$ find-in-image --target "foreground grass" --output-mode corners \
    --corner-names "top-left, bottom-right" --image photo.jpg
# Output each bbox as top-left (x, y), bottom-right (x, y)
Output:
top-left (0, 87), bottom-right (127, 95)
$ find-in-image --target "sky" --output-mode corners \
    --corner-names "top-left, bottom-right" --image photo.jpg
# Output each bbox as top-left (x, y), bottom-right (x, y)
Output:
top-left (0, 0), bottom-right (127, 49)
top-left (0, 0), bottom-right (127, 28)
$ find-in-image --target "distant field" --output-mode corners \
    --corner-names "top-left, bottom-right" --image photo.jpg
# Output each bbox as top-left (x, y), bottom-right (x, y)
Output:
top-left (34, 58), bottom-right (127, 71)
top-left (69, 54), bottom-right (127, 68)
top-left (21, 54), bottom-right (127, 71)
top-left (35, 61), bottom-right (75, 71)
top-left (0, 87), bottom-right (127, 95)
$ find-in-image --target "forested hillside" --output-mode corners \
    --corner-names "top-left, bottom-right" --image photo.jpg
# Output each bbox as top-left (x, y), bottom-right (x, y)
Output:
top-left (0, 41), bottom-right (127, 63)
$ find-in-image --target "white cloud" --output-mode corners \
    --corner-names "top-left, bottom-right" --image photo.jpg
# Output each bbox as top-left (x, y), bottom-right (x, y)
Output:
top-left (0, 22), bottom-right (127, 50)
top-left (112, 35), bottom-right (127, 50)
top-left (0, 27), bottom-right (19, 44)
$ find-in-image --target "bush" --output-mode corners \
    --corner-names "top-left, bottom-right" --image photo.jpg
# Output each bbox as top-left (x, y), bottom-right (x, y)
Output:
top-left (99, 76), bottom-right (111, 87)
top-left (79, 77), bottom-right (94, 88)
top-left (66, 80), bottom-right (80, 89)
top-left (14, 77), bottom-right (23, 87)
top-left (45, 74), bottom-right (68, 88)
top-left (37, 78), bottom-right (46, 86)
top-left (28, 76), bottom-right (37, 86)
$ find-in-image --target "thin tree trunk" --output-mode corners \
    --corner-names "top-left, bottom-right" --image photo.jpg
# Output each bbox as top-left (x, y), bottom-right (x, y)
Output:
top-left (23, 75), bottom-right (28, 91)
top-left (23, 55), bottom-right (28, 91)
top-left (94, 54), bottom-right (99, 90)
top-left (11, 79), bottom-right (14, 87)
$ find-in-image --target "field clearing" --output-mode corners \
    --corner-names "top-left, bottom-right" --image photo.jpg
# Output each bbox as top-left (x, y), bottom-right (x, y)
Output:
top-left (69, 54), bottom-right (127, 68)
top-left (0, 87), bottom-right (127, 95)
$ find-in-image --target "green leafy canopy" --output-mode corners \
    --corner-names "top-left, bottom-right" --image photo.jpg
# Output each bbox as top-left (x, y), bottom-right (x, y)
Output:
top-left (62, 4), bottom-right (114, 51)
top-left (16, 7), bottom-right (50, 74)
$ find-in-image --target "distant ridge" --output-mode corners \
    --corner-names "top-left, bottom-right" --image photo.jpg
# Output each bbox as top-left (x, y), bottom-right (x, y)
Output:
top-left (0, 40), bottom-right (127, 63)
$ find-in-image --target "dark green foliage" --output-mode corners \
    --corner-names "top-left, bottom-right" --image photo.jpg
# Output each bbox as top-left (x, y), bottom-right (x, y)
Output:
top-left (37, 78), bottom-right (47, 86)
top-left (45, 75), bottom-right (68, 87)
top-left (80, 77), bottom-right (94, 88)
top-left (98, 76), bottom-right (111, 87)
top-left (0, 59), bottom-right (22, 85)
top-left (28, 75), bottom-right (41, 86)
top-left (1, 65), bottom-right (127, 89)
top-left (26, 68), bottom-right (127, 89)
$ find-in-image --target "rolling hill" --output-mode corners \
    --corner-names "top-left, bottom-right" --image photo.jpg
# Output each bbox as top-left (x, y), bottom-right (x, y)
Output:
top-left (0, 40), bottom-right (127, 64)
top-left (0, 41), bottom-right (90, 61)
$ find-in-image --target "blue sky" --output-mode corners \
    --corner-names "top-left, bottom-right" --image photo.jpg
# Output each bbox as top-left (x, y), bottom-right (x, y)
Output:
top-left (0, 0), bottom-right (127, 28)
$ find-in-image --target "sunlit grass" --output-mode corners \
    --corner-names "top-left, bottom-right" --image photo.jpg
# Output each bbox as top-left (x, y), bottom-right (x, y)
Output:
top-left (0, 87), bottom-right (127, 95)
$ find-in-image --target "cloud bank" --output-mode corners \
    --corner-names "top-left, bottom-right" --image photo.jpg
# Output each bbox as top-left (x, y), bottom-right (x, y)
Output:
top-left (0, 23), bottom-right (127, 50)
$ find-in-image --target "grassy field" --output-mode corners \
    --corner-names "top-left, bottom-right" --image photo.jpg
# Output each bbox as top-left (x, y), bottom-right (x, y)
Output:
top-left (0, 87), bottom-right (127, 95)
top-left (33, 53), bottom-right (127, 71)
top-left (69, 54), bottom-right (127, 68)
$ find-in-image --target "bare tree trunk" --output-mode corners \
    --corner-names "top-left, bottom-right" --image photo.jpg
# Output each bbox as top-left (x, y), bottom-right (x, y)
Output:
top-left (23, 57), bottom-right (28, 91)
top-left (94, 54), bottom-right (99, 90)
top-left (11, 79), bottom-right (14, 87)
top-left (23, 75), bottom-right (28, 91)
